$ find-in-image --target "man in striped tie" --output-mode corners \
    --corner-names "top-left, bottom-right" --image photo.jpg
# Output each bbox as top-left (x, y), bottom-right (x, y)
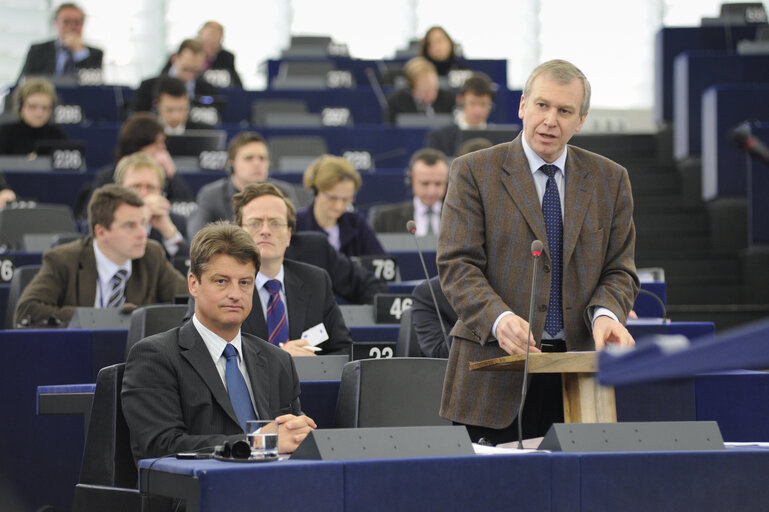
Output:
top-left (14, 184), bottom-right (188, 326)
top-left (123, 222), bottom-right (316, 461)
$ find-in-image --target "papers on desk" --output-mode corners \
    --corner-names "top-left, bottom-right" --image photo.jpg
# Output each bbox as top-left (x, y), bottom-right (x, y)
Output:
top-left (473, 437), bottom-right (548, 454)
top-left (725, 442), bottom-right (769, 448)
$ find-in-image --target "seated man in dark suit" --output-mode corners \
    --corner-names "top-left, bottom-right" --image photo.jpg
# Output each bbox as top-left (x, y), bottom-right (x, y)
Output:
top-left (18, 3), bottom-right (103, 79)
top-left (372, 148), bottom-right (449, 235)
top-left (114, 152), bottom-right (188, 260)
top-left (187, 182), bottom-right (352, 357)
top-left (411, 276), bottom-right (456, 358)
top-left (427, 72), bottom-right (495, 156)
top-left (123, 222), bottom-right (316, 460)
top-left (161, 21), bottom-right (242, 89)
top-left (154, 76), bottom-right (213, 134)
top-left (14, 184), bottom-right (188, 327)
top-left (130, 39), bottom-right (218, 113)
top-left (384, 57), bottom-right (455, 124)
top-left (187, 131), bottom-right (307, 238)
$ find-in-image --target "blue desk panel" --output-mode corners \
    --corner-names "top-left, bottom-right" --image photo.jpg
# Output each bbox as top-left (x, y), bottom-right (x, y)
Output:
top-left (673, 51), bottom-right (769, 160)
top-left (139, 447), bottom-right (769, 511)
top-left (654, 25), bottom-right (761, 125)
top-left (701, 84), bottom-right (769, 200)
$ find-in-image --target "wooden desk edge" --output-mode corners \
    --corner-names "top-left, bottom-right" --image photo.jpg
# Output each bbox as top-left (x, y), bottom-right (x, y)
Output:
top-left (469, 351), bottom-right (598, 373)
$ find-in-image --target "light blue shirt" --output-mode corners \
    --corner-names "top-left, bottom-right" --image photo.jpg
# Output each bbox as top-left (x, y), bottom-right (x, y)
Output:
top-left (92, 241), bottom-right (131, 308)
top-left (256, 266), bottom-right (289, 329)
top-left (55, 39), bottom-right (90, 75)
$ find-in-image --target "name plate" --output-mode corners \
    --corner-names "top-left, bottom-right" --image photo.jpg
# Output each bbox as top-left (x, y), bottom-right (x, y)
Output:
top-left (351, 341), bottom-right (396, 361)
top-left (198, 150), bottom-right (228, 170)
top-left (189, 105), bottom-right (219, 126)
top-left (203, 69), bottom-right (232, 88)
top-left (54, 104), bottom-right (83, 125)
top-left (321, 107), bottom-right (351, 126)
top-left (52, 147), bottom-right (84, 170)
top-left (0, 256), bottom-right (15, 283)
top-left (342, 150), bottom-right (372, 171)
top-left (373, 293), bottom-right (413, 324)
top-left (355, 255), bottom-right (398, 282)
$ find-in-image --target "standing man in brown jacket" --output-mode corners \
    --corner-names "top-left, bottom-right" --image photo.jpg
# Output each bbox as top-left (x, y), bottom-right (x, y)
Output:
top-left (437, 59), bottom-right (639, 444)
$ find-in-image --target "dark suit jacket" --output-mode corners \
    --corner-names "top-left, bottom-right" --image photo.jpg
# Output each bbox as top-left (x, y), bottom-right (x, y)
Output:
top-left (286, 232), bottom-right (387, 305)
top-left (122, 320), bottom-right (301, 461)
top-left (14, 236), bottom-right (188, 326)
top-left (148, 211), bottom-right (189, 260)
top-left (162, 48), bottom-right (243, 88)
top-left (437, 135), bottom-right (639, 429)
top-left (426, 123), bottom-right (461, 156)
top-left (130, 75), bottom-right (219, 113)
top-left (384, 87), bottom-right (455, 124)
top-left (184, 259), bottom-right (351, 355)
top-left (186, 177), bottom-right (303, 238)
top-left (411, 276), bottom-right (456, 358)
top-left (295, 201), bottom-right (386, 257)
top-left (19, 40), bottom-right (103, 78)
top-left (371, 200), bottom-right (414, 234)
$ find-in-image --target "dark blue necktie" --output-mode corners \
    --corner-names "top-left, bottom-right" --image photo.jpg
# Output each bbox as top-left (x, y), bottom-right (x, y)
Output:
top-left (222, 343), bottom-right (257, 431)
top-left (264, 280), bottom-right (288, 346)
top-left (62, 49), bottom-right (75, 75)
top-left (540, 164), bottom-right (563, 337)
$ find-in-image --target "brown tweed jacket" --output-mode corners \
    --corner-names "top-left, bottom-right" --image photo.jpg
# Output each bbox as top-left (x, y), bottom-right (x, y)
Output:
top-left (437, 134), bottom-right (639, 429)
top-left (14, 236), bottom-right (188, 326)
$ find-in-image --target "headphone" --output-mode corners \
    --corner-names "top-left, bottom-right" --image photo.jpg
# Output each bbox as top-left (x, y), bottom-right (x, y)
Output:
top-left (213, 439), bottom-right (251, 460)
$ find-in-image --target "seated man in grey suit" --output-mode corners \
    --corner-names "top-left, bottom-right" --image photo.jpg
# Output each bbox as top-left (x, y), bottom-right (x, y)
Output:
top-left (18, 3), bottom-right (103, 79)
top-left (186, 131), bottom-right (307, 238)
top-left (14, 184), bottom-right (188, 327)
top-left (123, 222), bottom-right (316, 460)
top-left (372, 148), bottom-right (449, 235)
top-left (186, 183), bottom-right (352, 357)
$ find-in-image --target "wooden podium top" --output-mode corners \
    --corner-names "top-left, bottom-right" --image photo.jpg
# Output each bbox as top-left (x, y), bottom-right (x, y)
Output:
top-left (469, 351), bottom-right (598, 374)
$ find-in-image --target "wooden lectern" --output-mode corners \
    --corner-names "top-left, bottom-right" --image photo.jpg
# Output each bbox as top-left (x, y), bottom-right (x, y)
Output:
top-left (470, 352), bottom-right (616, 423)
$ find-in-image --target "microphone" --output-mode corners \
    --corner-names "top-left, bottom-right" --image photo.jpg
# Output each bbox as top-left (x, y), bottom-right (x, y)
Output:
top-left (365, 66), bottom-right (388, 110)
top-left (517, 239), bottom-right (543, 449)
top-left (406, 220), bottom-right (450, 350)
top-left (730, 124), bottom-right (769, 165)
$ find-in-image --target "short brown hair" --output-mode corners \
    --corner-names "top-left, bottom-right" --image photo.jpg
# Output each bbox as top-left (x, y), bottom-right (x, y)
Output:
top-left (408, 148), bottom-right (448, 173)
top-left (116, 113), bottom-right (164, 160)
top-left (523, 59), bottom-right (591, 117)
top-left (232, 182), bottom-right (297, 231)
top-left (418, 26), bottom-right (456, 61)
top-left (303, 155), bottom-right (361, 192)
top-left (54, 3), bottom-right (85, 21)
top-left (227, 131), bottom-right (267, 162)
top-left (14, 77), bottom-right (57, 115)
top-left (189, 221), bottom-right (261, 280)
top-left (114, 152), bottom-right (165, 189)
top-left (460, 72), bottom-right (495, 98)
top-left (177, 38), bottom-right (204, 55)
top-left (88, 184), bottom-right (144, 236)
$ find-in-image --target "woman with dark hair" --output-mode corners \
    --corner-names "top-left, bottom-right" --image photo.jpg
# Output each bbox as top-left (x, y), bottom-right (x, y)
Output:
top-left (75, 112), bottom-right (192, 218)
top-left (418, 26), bottom-right (466, 77)
top-left (0, 77), bottom-right (67, 155)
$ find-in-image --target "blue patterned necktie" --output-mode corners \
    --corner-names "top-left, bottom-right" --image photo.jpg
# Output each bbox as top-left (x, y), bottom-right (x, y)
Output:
top-left (264, 280), bottom-right (289, 346)
top-left (106, 269), bottom-right (128, 308)
top-left (540, 164), bottom-right (563, 337)
top-left (222, 343), bottom-right (257, 431)
top-left (425, 207), bottom-right (435, 235)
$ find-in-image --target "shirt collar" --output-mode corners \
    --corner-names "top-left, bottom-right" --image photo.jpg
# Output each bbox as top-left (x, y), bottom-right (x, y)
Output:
top-left (93, 240), bottom-right (132, 283)
top-left (413, 197), bottom-right (441, 216)
top-left (193, 313), bottom-right (244, 361)
top-left (521, 135), bottom-right (568, 177)
top-left (256, 265), bottom-right (285, 291)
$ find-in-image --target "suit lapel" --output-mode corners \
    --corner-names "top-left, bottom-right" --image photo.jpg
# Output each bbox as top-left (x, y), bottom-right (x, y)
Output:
top-left (241, 336), bottom-right (271, 419)
top-left (178, 322), bottom-right (242, 429)
top-left (500, 139), bottom-right (549, 248)
top-left (284, 263), bottom-right (307, 340)
top-left (243, 287), bottom-right (269, 340)
top-left (562, 148), bottom-right (595, 266)
top-left (77, 239), bottom-right (98, 307)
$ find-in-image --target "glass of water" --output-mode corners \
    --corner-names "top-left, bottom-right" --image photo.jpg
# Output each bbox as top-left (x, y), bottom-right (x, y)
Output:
top-left (246, 420), bottom-right (279, 459)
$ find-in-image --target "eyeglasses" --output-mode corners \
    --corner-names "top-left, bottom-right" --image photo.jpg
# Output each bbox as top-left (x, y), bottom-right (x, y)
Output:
top-left (244, 219), bottom-right (288, 231)
top-left (320, 191), bottom-right (354, 205)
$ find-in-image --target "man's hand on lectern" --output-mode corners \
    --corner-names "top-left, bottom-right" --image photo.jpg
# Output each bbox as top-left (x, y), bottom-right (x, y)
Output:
top-left (592, 316), bottom-right (635, 351)
top-left (496, 314), bottom-right (540, 356)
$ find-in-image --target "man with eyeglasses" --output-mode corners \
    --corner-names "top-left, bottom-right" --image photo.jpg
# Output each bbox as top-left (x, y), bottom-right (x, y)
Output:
top-left (185, 182), bottom-right (352, 356)
top-left (114, 152), bottom-right (188, 260)
top-left (18, 3), bottom-right (103, 79)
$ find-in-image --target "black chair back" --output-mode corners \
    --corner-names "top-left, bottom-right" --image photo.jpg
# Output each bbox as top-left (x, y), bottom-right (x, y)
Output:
top-left (4, 264), bottom-right (41, 329)
top-left (124, 304), bottom-right (188, 358)
top-left (334, 357), bottom-right (450, 428)
top-left (72, 363), bottom-right (139, 512)
top-left (395, 307), bottom-right (421, 357)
